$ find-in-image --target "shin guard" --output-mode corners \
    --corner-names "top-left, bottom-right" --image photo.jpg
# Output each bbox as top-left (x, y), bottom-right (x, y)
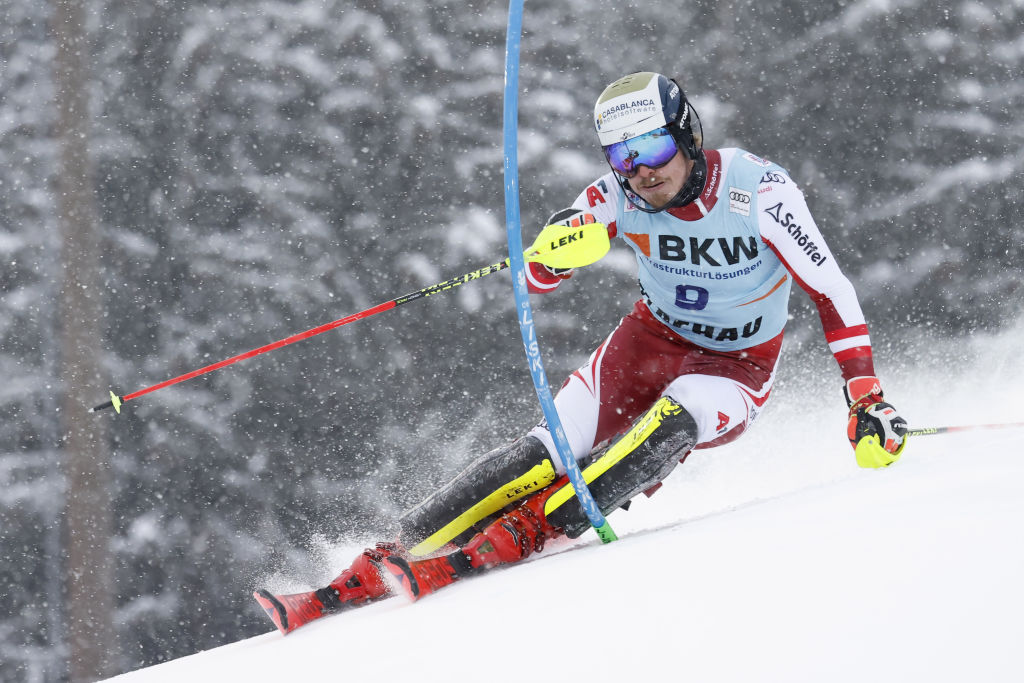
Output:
top-left (544, 396), bottom-right (697, 538)
top-left (398, 436), bottom-right (557, 557)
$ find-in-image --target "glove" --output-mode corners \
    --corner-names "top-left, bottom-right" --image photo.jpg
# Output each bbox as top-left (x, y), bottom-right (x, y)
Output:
top-left (844, 376), bottom-right (909, 468)
top-left (536, 208), bottom-right (598, 280)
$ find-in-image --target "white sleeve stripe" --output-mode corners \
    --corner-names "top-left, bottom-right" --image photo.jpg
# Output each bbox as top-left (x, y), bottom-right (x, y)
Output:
top-left (526, 267), bottom-right (560, 291)
top-left (828, 335), bottom-right (871, 353)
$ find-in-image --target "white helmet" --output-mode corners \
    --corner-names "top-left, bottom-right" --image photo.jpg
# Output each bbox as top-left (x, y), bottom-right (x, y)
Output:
top-left (593, 72), bottom-right (705, 212)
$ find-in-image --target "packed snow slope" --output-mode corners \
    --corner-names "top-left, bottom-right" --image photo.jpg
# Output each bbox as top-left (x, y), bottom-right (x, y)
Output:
top-left (108, 325), bottom-right (1024, 683)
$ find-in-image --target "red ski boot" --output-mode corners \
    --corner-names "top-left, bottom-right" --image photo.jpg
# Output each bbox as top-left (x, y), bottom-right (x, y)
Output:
top-left (382, 478), bottom-right (566, 601)
top-left (254, 542), bottom-right (398, 634)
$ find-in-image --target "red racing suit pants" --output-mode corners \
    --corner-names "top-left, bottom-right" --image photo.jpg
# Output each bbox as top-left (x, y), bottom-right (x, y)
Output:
top-left (528, 300), bottom-right (783, 471)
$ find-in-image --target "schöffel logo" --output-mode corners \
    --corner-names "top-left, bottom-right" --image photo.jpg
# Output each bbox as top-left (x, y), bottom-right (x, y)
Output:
top-left (763, 202), bottom-right (829, 267)
top-left (728, 187), bottom-right (752, 216)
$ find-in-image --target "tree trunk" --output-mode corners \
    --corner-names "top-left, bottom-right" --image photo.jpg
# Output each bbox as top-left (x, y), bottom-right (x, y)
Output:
top-left (50, 0), bottom-right (118, 679)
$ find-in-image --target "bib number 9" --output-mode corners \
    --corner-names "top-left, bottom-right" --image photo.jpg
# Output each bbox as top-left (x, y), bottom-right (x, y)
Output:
top-left (675, 284), bottom-right (709, 311)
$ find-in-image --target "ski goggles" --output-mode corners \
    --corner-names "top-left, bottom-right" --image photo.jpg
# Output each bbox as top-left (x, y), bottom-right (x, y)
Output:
top-left (601, 127), bottom-right (680, 178)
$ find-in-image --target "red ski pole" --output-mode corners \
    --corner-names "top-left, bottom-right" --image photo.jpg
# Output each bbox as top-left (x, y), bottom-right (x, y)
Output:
top-left (91, 220), bottom-right (610, 414)
top-left (90, 261), bottom-right (508, 413)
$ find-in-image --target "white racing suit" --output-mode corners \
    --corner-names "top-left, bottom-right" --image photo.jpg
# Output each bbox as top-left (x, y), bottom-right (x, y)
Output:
top-left (526, 148), bottom-right (877, 469)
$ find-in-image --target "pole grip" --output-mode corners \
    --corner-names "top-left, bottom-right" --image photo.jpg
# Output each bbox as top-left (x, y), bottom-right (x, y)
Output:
top-left (90, 392), bottom-right (122, 414)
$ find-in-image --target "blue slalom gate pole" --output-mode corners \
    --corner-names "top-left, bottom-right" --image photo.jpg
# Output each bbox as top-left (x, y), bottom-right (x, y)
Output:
top-left (501, 0), bottom-right (616, 543)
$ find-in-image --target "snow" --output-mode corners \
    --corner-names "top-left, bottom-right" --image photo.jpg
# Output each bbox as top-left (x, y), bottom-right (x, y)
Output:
top-left (106, 328), bottom-right (1024, 682)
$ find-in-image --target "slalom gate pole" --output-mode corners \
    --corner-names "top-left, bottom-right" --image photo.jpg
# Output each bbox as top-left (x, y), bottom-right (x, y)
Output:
top-left (907, 422), bottom-right (1024, 438)
top-left (502, 0), bottom-right (616, 543)
top-left (89, 219), bottom-right (613, 415)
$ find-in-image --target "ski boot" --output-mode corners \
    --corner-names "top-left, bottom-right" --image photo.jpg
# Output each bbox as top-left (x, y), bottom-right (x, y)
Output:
top-left (381, 478), bottom-right (566, 601)
top-left (254, 542), bottom-right (399, 634)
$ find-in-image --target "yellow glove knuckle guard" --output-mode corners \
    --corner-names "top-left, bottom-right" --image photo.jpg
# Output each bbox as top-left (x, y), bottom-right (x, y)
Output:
top-left (855, 433), bottom-right (907, 469)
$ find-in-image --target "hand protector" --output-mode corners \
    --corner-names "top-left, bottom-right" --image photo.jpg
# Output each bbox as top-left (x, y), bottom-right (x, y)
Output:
top-left (536, 208), bottom-right (598, 280)
top-left (844, 376), bottom-right (909, 468)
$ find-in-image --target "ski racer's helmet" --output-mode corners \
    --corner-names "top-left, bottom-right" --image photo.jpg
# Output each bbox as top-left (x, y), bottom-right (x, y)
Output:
top-left (593, 72), bottom-right (705, 212)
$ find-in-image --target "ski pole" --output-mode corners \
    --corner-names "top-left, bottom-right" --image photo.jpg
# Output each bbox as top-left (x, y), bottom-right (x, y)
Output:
top-left (907, 421), bottom-right (1024, 437)
top-left (90, 221), bottom-right (609, 414)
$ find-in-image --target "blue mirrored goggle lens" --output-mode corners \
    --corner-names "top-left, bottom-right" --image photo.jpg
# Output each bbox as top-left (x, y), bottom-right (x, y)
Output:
top-left (602, 128), bottom-right (679, 177)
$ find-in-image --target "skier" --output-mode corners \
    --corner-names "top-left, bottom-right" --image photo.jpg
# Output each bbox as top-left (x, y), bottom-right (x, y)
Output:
top-left (255, 71), bottom-right (909, 633)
